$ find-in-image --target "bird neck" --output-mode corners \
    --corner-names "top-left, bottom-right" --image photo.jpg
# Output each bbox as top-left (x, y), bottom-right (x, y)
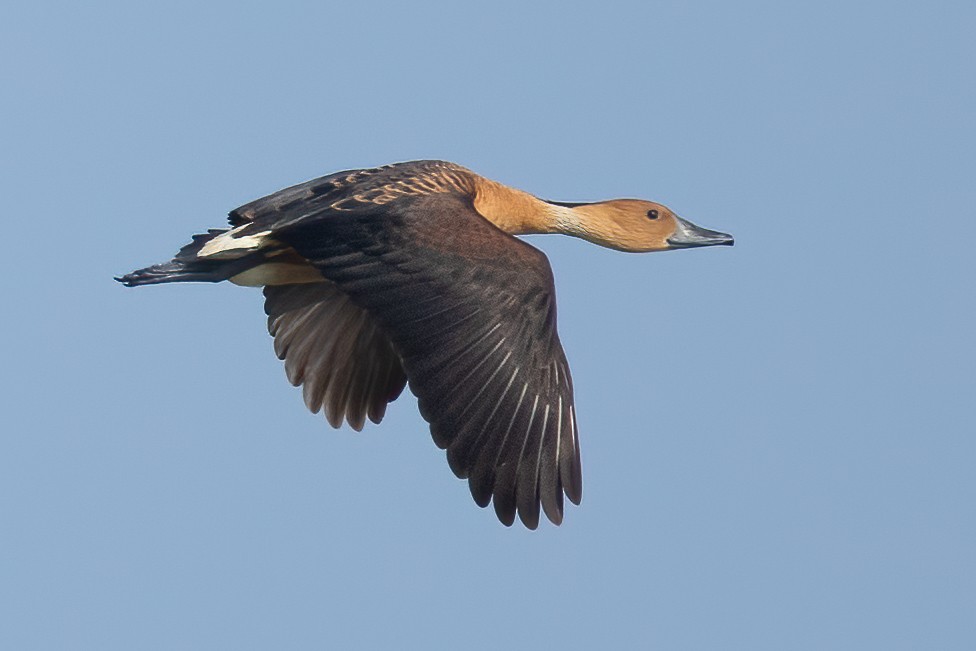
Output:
top-left (472, 175), bottom-right (582, 237)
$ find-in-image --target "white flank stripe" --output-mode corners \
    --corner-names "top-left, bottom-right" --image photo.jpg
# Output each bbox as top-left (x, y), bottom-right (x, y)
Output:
top-left (199, 228), bottom-right (272, 258)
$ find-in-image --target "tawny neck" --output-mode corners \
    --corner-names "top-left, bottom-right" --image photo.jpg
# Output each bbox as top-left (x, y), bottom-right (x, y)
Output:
top-left (471, 175), bottom-right (576, 236)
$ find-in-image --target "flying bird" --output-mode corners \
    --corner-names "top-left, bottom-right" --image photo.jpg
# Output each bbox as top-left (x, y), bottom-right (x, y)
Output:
top-left (118, 160), bottom-right (733, 528)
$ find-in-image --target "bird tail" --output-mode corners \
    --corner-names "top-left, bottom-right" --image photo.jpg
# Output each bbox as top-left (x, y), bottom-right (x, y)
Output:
top-left (116, 228), bottom-right (264, 287)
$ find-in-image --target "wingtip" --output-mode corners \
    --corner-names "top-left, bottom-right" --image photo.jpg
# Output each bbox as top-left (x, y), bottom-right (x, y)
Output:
top-left (115, 273), bottom-right (143, 287)
top-left (565, 485), bottom-right (582, 506)
top-left (494, 498), bottom-right (518, 527)
top-left (469, 480), bottom-right (493, 508)
top-left (541, 490), bottom-right (565, 526)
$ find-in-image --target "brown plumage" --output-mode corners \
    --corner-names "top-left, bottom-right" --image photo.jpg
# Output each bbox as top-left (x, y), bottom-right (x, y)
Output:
top-left (118, 160), bottom-right (733, 528)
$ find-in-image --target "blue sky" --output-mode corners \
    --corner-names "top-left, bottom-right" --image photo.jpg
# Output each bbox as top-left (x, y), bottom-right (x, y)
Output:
top-left (2, 1), bottom-right (974, 648)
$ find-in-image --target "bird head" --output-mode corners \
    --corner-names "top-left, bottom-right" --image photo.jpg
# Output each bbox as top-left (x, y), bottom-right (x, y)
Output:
top-left (550, 199), bottom-right (734, 253)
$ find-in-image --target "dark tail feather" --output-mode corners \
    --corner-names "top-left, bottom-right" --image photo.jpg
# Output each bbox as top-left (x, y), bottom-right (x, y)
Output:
top-left (116, 260), bottom-right (235, 286)
top-left (116, 229), bottom-right (262, 287)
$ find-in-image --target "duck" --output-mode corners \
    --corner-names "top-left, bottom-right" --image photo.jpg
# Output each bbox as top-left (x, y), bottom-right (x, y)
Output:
top-left (118, 160), bottom-right (733, 529)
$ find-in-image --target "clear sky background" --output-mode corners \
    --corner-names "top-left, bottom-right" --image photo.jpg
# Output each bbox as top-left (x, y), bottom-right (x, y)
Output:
top-left (2, 1), bottom-right (973, 649)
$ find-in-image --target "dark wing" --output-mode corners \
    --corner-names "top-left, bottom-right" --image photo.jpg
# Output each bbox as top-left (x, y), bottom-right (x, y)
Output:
top-left (271, 193), bottom-right (582, 528)
top-left (226, 160), bottom-right (474, 227)
top-left (264, 282), bottom-right (407, 430)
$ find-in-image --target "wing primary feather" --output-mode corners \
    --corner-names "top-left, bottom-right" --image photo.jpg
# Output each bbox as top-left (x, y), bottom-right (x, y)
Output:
top-left (535, 403), bottom-right (563, 525)
top-left (561, 405), bottom-right (583, 504)
top-left (498, 392), bottom-right (540, 529)
top-left (453, 348), bottom-right (513, 423)
top-left (539, 398), bottom-right (565, 525)
top-left (444, 348), bottom-right (514, 477)
top-left (466, 366), bottom-right (520, 507)
top-left (464, 373), bottom-right (522, 515)
top-left (516, 395), bottom-right (545, 529)
top-left (423, 334), bottom-right (506, 441)
top-left (489, 382), bottom-right (530, 526)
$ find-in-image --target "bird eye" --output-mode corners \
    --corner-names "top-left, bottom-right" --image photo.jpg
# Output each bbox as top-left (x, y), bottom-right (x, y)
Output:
top-left (646, 209), bottom-right (659, 220)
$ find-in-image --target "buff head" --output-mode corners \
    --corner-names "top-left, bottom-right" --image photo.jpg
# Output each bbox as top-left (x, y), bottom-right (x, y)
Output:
top-left (549, 199), bottom-right (734, 253)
